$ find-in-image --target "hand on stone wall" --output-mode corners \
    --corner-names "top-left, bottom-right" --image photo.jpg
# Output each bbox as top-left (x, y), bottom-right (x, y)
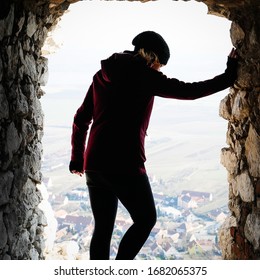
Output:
top-left (229, 48), bottom-right (238, 59)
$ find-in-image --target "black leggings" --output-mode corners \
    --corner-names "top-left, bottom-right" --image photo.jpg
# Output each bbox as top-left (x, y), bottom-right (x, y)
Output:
top-left (86, 172), bottom-right (157, 260)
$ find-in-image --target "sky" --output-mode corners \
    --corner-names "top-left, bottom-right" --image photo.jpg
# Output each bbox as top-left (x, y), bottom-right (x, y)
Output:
top-left (41, 0), bottom-right (234, 167)
top-left (42, 0), bottom-right (233, 101)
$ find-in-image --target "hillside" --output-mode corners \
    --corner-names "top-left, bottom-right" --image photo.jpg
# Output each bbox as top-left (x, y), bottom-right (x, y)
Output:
top-left (42, 91), bottom-right (230, 213)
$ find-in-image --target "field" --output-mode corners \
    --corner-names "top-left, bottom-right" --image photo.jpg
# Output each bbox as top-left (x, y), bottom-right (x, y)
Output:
top-left (41, 91), bottom-right (230, 213)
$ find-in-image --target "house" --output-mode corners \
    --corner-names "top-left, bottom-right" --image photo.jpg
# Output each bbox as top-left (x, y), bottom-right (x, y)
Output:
top-left (153, 192), bottom-right (165, 204)
top-left (188, 240), bottom-right (204, 256)
top-left (56, 227), bottom-right (70, 241)
top-left (176, 223), bottom-right (187, 234)
top-left (140, 239), bottom-right (158, 259)
top-left (208, 209), bottom-right (227, 222)
top-left (186, 212), bottom-right (200, 223)
top-left (55, 209), bottom-right (68, 219)
top-left (50, 193), bottom-right (68, 206)
top-left (150, 225), bottom-right (161, 238)
top-left (163, 241), bottom-right (181, 259)
top-left (67, 189), bottom-right (88, 201)
top-left (177, 190), bottom-right (213, 209)
top-left (63, 215), bottom-right (93, 232)
top-left (182, 190), bottom-right (213, 202)
top-left (160, 206), bottom-right (182, 219)
top-left (178, 194), bottom-right (198, 209)
top-left (114, 218), bottom-right (131, 233)
top-left (187, 237), bottom-right (215, 258)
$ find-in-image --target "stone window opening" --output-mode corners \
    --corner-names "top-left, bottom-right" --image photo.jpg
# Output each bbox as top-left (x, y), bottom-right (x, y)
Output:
top-left (0, 0), bottom-right (259, 260)
top-left (42, 0), bottom-right (232, 260)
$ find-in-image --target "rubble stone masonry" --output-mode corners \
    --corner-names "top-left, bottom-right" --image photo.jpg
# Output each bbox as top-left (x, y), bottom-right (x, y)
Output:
top-left (0, 0), bottom-right (259, 259)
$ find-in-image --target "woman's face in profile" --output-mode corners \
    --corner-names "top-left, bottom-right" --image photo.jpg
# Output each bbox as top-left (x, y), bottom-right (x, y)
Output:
top-left (150, 62), bottom-right (164, 71)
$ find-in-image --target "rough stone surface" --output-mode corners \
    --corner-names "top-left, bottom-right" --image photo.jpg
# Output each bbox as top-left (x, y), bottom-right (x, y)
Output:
top-left (0, 0), bottom-right (259, 260)
top-left (0, 0), bottom-right (64, 260)
top-left (230, 171), bottom-right (254, 202)
top-left (219, 216), bottom-right (237, 260)
top-left (245, 211), bottom-right (260, 250)
top-left (245, 125), bottom-right (260, 178)
top-left (217, 0), bottom-right (260, 259)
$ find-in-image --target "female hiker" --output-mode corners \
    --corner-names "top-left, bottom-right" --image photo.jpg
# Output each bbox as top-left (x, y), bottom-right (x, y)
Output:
top-left (69, 31), bottom-right (238, 260)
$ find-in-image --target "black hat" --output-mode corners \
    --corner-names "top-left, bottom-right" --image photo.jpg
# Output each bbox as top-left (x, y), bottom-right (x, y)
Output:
top-left (132, 31), bottom-right (170, 65)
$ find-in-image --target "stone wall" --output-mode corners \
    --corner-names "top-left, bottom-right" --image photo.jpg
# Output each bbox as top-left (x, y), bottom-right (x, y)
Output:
top-left (0, 0), bottom-right (68, 260)
top-left (217, 1), bottom-right (260, 259)
top-left (0, 0), bottom-right (259, 259)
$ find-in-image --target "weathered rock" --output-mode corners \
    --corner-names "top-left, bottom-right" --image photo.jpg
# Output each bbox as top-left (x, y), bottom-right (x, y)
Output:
top-left (11, 229), bottom-right (31, 258)
top-left (230, 171), bottom-right (254, 202)
top-left (26, 12), bottom-right (37, 38)
top-left (230, 21), bottom-right (245, 47)
top-left (37, 56), bottom-right (49, 86)
top-left (15, 91), bottom-right (29, 117)
top-left (219, 94), bottom-right (232, 120)
top-left (0, 4), bottom-right (14, 40)
top-left (3, 122), bottom-right (22, 170)
top-left (0, 85), bottom-right (9, 119)
top-left (231, 91), bottom-right (249, 121)
top-left (0, 171), bottom-right (13, 206)
top-left (21, 119), bottom-right (36, 145)
top-left (218, 216), bottom-right (237, 259)
top-left (0, 212), bottom-right (8, 249)
top-left (245, 125), bottom-right (260, 178)
top-left (221, 148), bottom-right (238, 175)
top-left (0, 57), bottom-right (3, 81)
top-left (245, 211), bottom-right (260, 250)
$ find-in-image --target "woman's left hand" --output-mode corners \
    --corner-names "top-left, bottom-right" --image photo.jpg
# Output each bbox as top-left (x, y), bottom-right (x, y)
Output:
top-left (229, 48), bottom-right (238, 59)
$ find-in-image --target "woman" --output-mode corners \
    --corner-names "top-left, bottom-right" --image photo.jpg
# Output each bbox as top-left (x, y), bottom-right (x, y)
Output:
top-left (69, 31), bottom-right (238, 260)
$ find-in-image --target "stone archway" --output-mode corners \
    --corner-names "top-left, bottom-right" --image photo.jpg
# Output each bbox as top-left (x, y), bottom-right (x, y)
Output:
top-left (0, 0), bottom-right (259, 260)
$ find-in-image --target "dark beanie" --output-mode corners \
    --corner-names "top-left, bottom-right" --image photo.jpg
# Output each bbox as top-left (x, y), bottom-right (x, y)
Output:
top-left (132, 31), bottom-right (170, 65)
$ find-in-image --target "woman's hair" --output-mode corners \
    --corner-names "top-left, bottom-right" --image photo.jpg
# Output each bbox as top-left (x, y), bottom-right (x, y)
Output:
top-left (132, 31), bottom-right (170, 65)
top-left (137, 48), bottom-right (160, 66)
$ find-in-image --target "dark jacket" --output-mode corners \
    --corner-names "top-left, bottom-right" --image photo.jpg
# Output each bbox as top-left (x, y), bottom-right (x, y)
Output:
top-left (70, 51), bottom-right (237, 175)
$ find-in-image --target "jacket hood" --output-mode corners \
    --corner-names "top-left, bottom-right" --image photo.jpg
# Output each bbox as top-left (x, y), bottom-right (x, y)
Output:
top-left (100, 51), bottom-right (144, 83)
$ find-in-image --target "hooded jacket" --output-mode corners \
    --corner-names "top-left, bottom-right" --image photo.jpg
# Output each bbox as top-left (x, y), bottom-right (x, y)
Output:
top-left (70, 51), bottom-right (237, 175)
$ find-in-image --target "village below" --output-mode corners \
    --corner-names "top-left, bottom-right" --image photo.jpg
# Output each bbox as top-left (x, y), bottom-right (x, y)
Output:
top-left (40, 126), bottom-right (229, 260)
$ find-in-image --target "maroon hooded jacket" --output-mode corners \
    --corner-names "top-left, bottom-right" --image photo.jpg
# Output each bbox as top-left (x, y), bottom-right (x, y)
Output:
top-left (70, 51), bottom-right (237, 175)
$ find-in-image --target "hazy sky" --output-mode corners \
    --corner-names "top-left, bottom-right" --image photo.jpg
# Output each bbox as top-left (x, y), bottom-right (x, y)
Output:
top-left (42, 0), bottom-right (233, 136)
top-left (43, 0), bottom-right (233, 92)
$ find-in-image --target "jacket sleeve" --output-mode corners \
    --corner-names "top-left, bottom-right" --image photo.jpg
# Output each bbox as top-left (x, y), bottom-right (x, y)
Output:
top-left (69, 83), bottom-right (94, 173)
top-left (151, 56), bottom-right (238, 100)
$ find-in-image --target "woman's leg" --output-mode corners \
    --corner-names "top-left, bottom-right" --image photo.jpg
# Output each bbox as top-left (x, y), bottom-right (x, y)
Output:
top-left (88, 185), bottom-right (118, 260)
top-left (115, 174), bottom-right (157, 260)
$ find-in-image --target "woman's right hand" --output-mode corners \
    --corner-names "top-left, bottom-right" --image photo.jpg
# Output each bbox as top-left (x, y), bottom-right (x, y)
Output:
top-left (71, 170), bottom-right (84, 177)
top-left (69, 161), bottom-right (84, 177)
